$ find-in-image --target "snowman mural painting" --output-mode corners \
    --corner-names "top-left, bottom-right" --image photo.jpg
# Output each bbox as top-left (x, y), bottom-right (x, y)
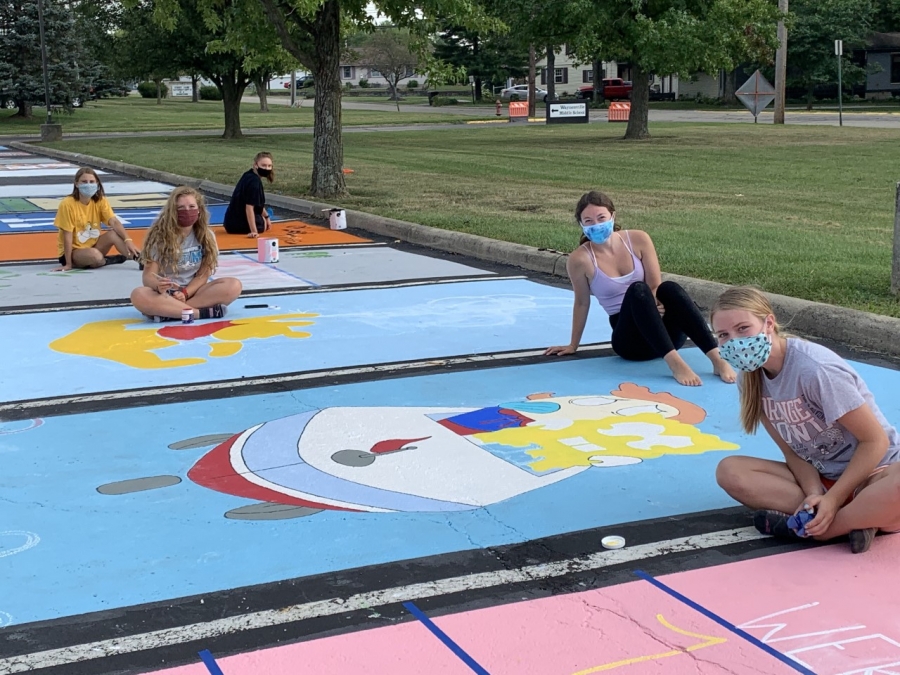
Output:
top-left (98, 384), bottom-right (739, 520)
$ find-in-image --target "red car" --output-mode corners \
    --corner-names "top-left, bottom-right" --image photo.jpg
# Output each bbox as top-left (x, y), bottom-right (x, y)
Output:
top-left (577, 78), bottom-right (633, 101)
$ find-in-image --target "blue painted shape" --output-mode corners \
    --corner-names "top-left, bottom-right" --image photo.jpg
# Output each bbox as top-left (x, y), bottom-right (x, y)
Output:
top-left (198, 649), bottom-right (225, 675)
top-left (0, 204), bottom-right (229, 232)
top-left (0, 279), bottom-right (608, 401)
top-left (1, 353), bottom-right (897, 625)
top-left (404, 602), bottom-right (492, 675)
top-left (634, 572), bottom-right (816, 675)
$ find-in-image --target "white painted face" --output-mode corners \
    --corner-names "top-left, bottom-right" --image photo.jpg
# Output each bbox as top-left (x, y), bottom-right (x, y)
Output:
top-left (296, 407), bottom-right (584, 509)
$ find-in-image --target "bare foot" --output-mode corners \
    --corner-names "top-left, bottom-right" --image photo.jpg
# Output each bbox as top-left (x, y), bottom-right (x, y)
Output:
top-left (670, 361), bottom-right (702, 386)
top-left (709, 351), bottom-right (737, 384)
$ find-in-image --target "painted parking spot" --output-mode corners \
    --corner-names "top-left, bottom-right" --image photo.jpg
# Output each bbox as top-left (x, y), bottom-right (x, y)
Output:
top-left (0, 180), bottom-right (179, 198)
top-left (0, 248), bottom-right (492, 308)
top-left (0, 278), bottom-right (608, 401)
top-left (0, 204), bottom-right (230, 232)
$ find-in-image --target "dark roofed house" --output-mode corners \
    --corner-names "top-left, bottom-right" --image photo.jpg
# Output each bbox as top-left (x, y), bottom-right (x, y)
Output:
top-left (864, 32), bottom-right (900, 98)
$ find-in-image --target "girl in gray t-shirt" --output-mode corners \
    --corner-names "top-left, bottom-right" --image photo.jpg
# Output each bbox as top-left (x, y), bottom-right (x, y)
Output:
top-left (131, 187), bottom-right (242, 322)
top-left (710, 286), bottom-right (900, 554)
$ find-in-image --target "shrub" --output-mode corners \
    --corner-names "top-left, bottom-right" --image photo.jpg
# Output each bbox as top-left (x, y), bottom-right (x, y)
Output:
top-left (358, 78), bottom-right (369, 88)
top-left (137, 81), bottom-right (167, 99)
top-left (431, 95), bottom-right (459, 106)
top-left (199, 85), bottom-right (222, 101)
top-left (407, 79), bottom-right (419, 89)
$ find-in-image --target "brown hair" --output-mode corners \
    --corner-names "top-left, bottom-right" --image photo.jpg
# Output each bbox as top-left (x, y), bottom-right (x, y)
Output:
top-left (575, 191), bottom-right (621, 245)
top-left (141, 186), bottom-right (218, 274)
top-left (70, 167), bottom-right (105, 202)
top-left (710, 286), bottom-right (782, 435)
top-left (254, 151), bottom-right (274, 183)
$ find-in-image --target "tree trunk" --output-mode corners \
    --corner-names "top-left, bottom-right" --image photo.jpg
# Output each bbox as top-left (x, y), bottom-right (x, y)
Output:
top-left (624, 63), bottom-right (650, 140)
top-left (220, 75), bottom-right (247, 139)
top-left (474, 75), bottom-right (482, 101)
top-left (254, 75), bottom-right (269, 112)
top-left (473, 35), bottom-right (482, 101)
top-left (155, 78), bottom-right (163, 105)
top-left (806, 84), bottom-right (814, 111)
top-left (593, 58), bottom-right (602, 101)
top-left (310, 0), bottom-right (346, 198)
top-left (721, 69), bottom-right (736, 103)
top-left (527, 44), bottom-right (536, 118)
top-left (192, 74), bottom-right (199, 103)
top-left (545, 45), bottom-right (555, 103)
top-left (15, 100), bottom-right (33, 118)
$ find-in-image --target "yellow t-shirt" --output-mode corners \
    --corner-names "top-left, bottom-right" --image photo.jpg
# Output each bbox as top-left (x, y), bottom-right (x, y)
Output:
top-left (55, 196), bottom-right (117, 256)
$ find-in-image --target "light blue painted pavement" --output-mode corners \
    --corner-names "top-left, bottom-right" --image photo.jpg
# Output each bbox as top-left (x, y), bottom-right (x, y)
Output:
top-left (0, 279), bottom-right (608, 401)
top-left (1, 351), bottom-right (897, 626)
top-left (0, 204), bottom-right (229, 232)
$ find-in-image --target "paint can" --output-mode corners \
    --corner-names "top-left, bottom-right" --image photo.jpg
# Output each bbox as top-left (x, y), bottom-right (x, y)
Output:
top-left (257, 238), bottom-right (279, 263)
top-left (181, 308), bottom-right (194, 324)
top-left (601, 535), bottom-right (625, 550)
top-left (326, 208), bottom-right (347, 230)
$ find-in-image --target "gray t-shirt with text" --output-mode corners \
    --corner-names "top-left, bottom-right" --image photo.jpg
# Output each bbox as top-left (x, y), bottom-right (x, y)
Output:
top-left (151, 230), bottom-right (214, 288)
top-left (761, 338), bottom-right (900, 479)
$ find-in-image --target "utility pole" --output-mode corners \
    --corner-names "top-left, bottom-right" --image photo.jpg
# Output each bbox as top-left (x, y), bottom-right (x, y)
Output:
top-left (37, 0), bottom-right (52, 125)
top-left (528, 44), bottom-right (536, 118)
top-left (836, 39), bottom-right (843, 127)
top-left (773, 0), bottom-right (788, 124)
top-left (893, 183), bottom-right (900, 296)
top-left (290, 71), bottom-right (297, 107)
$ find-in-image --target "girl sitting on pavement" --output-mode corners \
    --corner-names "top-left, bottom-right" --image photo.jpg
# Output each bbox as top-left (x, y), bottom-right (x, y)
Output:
top-left (711, 286), bottom-right (900, 554)
top-left (53, 167), bottom-right (140, 271)
top-left (223, 151), bottom-right (274, 238)
top-left (131, 187), bottom-right (241, 321)
top-left (545, 190), bottom-right (736, 386)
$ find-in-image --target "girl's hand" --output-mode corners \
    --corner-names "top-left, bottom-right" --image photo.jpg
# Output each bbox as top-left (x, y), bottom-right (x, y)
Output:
top-left (156, 278), bottom-right (176, 294)
top-left (171, 290), bottom-right (186, 302)
top-left (247, 231), bottom-right (259, 239)
top-left (53, 264), bottom-right (72, 272)
top-left (545, 345), bottom-right (577, 357)
top-left (803, 493), bottom-right (839, 538)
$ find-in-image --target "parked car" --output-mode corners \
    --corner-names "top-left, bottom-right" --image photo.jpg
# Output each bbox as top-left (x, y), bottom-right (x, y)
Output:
top-left (500, 84), bottom-right (549, 102)
top-left (284, 77), bottom-right (314, 89)
top-left (576, 78), bottom-right (633, 102)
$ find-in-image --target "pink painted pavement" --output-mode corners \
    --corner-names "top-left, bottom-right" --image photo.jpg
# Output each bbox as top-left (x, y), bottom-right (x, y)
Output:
top-left (664, 532), bottom-right (900, 675)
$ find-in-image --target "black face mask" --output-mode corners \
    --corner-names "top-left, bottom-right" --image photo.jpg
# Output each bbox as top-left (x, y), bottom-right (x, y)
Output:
top-left (256, 168), bottom-right (272, 178)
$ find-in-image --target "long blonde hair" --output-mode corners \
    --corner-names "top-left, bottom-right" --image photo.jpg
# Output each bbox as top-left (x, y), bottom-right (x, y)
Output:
top-left (710, 287), bottom-right (782, 435)
top-left (142, 186), bottom-right (218, 273)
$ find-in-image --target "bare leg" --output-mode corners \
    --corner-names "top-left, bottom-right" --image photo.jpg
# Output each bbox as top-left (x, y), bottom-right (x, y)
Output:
top-left (131, 287), bottom-right (194, 320)
top-left (185, 278), bottom-right (242, 309)
top-left (707, 347), bottom-right (737, 384)
top-left (94, 230), bottom-right (130, 256)
top-left (716, 455), bottom-right (805, 513)
top-left (821, 463), bottom-right (900, 537)
top-left (71, 247), bottom-right (105, 269)
top-left (663, 350), bottom-right (702, 387)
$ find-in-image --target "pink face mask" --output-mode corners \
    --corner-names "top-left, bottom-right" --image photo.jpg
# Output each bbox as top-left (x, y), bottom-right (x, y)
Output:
top-left (177, 209), bottom-right (199, 228)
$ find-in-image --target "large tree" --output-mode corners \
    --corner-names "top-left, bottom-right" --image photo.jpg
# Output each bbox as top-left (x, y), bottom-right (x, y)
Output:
top-left (786, 0), bottom-right (877, 109)
top-left (0, 0), bottom-right (84, 119)
top-left (433, 23), bottom-right (528, 100)
top-left (358, 28), bottom-right (419, 101)
top-left (571, 0), bottom-right (780, 139)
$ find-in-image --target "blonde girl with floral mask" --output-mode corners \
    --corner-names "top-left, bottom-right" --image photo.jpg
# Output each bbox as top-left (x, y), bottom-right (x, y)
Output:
top-left (131, 187), bottom-right (242, 321)
top-left (711, 286), bottom-right (900, 554)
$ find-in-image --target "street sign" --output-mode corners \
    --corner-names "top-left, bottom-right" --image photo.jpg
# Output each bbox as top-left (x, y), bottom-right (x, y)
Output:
top-left (735, 70), bottom-right (776, 122)
top-left (545, 102), bottom-right (589, 124)
top-left (835, 39), bottom-right (843, 56)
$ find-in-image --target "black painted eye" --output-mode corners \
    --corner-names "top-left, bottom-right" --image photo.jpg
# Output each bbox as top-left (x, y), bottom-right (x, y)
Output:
top-left (331, 450), bottom-right (376, 467)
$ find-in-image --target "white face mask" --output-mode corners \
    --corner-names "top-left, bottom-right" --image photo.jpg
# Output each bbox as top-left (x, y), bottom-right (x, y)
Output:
top-left (77, 182), bottom-right (99, 198)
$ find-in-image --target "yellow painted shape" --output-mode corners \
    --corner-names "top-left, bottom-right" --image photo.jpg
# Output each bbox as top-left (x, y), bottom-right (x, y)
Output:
top-left (30, 193), bottom-right (171, 211)
top-left (49, 319), bottom-right (206, 369)
top-left (474, 413), bottom-right (739, 472)
top-left (48, 312), bottom-right (318, 370)
top-left (572, 614), bottom-right (727, 675)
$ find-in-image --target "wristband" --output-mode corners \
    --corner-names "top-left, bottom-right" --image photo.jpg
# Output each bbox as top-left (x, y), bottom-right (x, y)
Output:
top-left (124, 237), bottom-right (133, 242)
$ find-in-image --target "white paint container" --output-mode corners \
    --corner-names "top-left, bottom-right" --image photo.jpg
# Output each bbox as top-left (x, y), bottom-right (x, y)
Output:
top-left (257, 237), bottom-right (279, 263)
top-left (327, 209), bottom-right (347, 230)
top-left (601, 536), bottom-right (625, 550)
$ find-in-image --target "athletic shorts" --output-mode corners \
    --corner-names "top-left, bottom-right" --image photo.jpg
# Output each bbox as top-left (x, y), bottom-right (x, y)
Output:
top-left (821, 466), bottom-right (900, 533)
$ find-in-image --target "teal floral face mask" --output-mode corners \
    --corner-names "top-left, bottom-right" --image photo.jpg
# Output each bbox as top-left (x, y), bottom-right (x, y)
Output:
top-left (719, 333), bottom-right (772, 372)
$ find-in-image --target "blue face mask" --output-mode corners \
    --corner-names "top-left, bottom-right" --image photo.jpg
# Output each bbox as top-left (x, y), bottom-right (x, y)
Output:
top-left (719, 332), bottom-right (772, 372)
top-left (77, 182), bottom-right (99, 198)
top-left (582, 218), bottom-right (614, 244)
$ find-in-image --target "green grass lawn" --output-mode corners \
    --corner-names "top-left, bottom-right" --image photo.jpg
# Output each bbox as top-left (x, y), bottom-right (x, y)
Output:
top-left (46, 122), bottom-right (900, 317)
top-left (0, 96), bottom-right (489, 134)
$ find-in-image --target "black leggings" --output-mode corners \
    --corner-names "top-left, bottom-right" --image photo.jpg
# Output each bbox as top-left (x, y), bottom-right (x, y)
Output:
top-left (609, 281), bottom-right (718, 361)
top-left (224, 213), bottom-right (266, 235)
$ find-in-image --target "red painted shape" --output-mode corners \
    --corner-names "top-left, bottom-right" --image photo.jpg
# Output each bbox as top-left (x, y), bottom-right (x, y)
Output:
top-left (158, 320), bottom-right (235, 340)
top-left (188, 434), bottom-right (356, 512)
top-left (370, 437), bottom-right (430, 454)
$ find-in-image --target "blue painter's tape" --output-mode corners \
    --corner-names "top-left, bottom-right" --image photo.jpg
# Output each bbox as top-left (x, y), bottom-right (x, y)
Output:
top-left (198, 649), bottom-right (225, 675)
top-left (403, 601), bottom-right (492, 675)
top-left (633, 571), bottom-right (817, 675)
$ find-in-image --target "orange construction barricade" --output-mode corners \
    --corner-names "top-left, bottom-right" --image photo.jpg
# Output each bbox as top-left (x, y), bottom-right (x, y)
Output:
top-left (608, 102), bottom-right (631, 122)
top-left (508, 101), bottom-right (529, 123)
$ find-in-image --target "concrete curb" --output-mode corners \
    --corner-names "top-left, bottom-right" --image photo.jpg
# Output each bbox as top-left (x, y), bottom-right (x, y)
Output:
top-left (14, 141), bottom-right (900, 357)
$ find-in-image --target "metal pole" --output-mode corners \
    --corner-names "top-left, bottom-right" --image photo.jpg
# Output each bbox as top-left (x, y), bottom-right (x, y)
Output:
top-left (773, 0), bottom-right (788, 124)
top-left (37, 0), bottom-right (52, 124)
top-left (893, 182), bottom-right (900, 296)
top-left (837, 43), bottom-right (843, 127)
top-left (290, 71), bottom-right (296, 107)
